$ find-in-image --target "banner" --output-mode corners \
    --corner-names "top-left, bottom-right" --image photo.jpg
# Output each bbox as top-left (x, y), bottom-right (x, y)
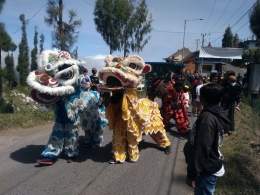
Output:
top-left (199, 47), bottom-right (243, 59)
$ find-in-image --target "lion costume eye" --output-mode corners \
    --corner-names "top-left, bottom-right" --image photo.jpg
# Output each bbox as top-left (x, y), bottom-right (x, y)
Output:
top-left (60, 71), bottom-right (73, 80)
top-left (129, 63), bottom-right (141, 70)
top-left (45, 63), bottom-right (54, 71)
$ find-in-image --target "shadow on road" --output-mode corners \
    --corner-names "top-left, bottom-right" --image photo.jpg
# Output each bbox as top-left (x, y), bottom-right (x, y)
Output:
top-left (75, 136), bottom-right (112, 163)
top-left (138, 138), bottom-right (164, 152)
top-left (10, 145), bottom-right (45, 164)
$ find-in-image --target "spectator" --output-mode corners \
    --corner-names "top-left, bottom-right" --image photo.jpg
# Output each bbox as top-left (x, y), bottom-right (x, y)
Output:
top-left (185, 82), bottom-right (230, 195)
top-left (210, 72), bottom-right (219, 83)
top-left (222, 75), bottom-right (242, 133)
top-left (90, 68), bottom-right (101, 91)
top-left (195, 77), bottom-right (204, 116)
top-left (190, 71), bottom-right (201, 116)
top-left (236, 73), bottom-right (243, 86)
top-left (81, 68), bottom-right (91, 91)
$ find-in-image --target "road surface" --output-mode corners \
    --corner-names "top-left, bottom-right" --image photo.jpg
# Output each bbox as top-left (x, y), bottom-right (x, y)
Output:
top-left (0, 99), bottom-right (197, 195)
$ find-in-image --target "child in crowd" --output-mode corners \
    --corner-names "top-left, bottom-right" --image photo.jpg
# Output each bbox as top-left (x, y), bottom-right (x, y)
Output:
top-left (90, 68), bottom-right (101, 91)
top-left (81, 68), bottom-right (91, 91)
top-left (185, 82), bottom-right (230, 195)
top-left (194, 77), bottom-right (203, 116)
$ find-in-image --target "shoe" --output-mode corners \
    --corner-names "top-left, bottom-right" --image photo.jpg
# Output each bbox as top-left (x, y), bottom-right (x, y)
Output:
top-left (235, 105), bottom-right (240, 110)
top-left (164, 146), bottom-right (171, 155)
top-left (37, 158), bottom-right (56, 165)
top-left (109, 159), bottom-right (122, 164)
top-left (67, 156), bottom-right (77, 163)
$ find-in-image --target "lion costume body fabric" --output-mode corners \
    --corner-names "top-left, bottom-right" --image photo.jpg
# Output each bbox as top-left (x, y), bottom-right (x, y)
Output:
top-left (99, 55), bottom-right (171, 163)
top-left (27, 49), bottom-right (107, 164)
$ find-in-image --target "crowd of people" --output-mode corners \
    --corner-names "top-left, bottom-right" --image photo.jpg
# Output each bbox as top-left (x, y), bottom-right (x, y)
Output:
top-left (146, 67), bottom-right (244, 194)
top-left (146, 68), bottom-right (243, 134)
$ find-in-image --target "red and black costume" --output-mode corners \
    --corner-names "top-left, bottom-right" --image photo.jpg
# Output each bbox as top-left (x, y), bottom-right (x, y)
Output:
top-left (160, 81), bottom-right (189, 134)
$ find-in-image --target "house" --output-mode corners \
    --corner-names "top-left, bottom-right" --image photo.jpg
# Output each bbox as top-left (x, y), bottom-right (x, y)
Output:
top-left (163, 47), bottom-right (192, 63)
top-left (239, 37), bottom-right (260, 50)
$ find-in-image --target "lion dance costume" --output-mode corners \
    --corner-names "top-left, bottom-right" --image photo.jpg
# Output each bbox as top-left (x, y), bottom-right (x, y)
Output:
top-left (98, 55), bottom-right (171, 164)
top-left (27, 49), bottom-right (107, 165)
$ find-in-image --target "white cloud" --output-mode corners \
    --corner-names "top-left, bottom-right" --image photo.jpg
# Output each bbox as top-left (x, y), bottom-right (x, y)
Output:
top-left (81, 54), bottom-right (107, 72)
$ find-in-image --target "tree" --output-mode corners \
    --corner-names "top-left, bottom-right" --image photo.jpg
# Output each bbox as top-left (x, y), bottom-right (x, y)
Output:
top-left (16, 14), bottom-right (30, 86)
top-left (254, 48), bottom-right (260, 62)
top-left (4, 53), bottom-right (15, 85)
top-left (94, 0), bottom-right (153, 56)
top-left (233, 33), bottom-right (239, 48)
top-left (0, 23), bottom-right (13, 97)
top-left (72, 46), bottom-right (78, 59)
top-left (249, 1), bottom-right (260, 39)
top-left (44, 0), bottom-right (82, 52)
top-left (129, 0), bottom-right (153, 54)
top-left (39, 33), bottom-right (45, 53)
top-left (222, 26), bottom-right (233, 47)
top-left (31, 26), bottom-right (38, 71)
top-left (0, 0), bottom-right (6, 13)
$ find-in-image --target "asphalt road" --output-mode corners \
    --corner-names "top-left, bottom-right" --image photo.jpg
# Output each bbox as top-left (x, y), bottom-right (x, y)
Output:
top-left (0, 99), bottom-right (197, 195)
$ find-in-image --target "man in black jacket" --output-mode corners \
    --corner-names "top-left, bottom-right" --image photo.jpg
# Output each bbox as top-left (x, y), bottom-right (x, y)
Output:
top-left (185, 82), bottom-right (230, 195)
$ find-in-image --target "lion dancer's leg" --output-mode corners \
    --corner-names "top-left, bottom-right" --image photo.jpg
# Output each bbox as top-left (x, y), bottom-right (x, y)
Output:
top-left (111, 127), bottom-right (127, 163)
top-left (172, 109), bottom-right (189, 134)
top-left (126, 129), bottom-right (139, 162)
top-left (38, 109), bottom-right (79, 165)
top-left (149, 131), bottom-right (171, 154)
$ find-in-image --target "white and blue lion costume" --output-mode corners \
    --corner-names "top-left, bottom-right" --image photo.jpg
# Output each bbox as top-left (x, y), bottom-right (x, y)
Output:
top-left (27, 49), bottom-right (107, 164)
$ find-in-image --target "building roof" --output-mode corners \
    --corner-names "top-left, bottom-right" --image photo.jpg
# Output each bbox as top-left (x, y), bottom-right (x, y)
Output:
top-left (145, 62), bottom-right (188, 67)
top-left (163, 47), bottom-right (192, 62)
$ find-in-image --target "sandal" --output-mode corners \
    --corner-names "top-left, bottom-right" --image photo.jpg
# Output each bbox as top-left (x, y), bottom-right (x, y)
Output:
top-left (37, 158), bottom-right (56, 165)
top-left (109, 159), bottom-right (122, 164)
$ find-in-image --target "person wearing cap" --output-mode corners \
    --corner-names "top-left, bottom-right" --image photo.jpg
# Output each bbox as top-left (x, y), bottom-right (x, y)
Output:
top-left (222, 73), bottom-right (242, 134)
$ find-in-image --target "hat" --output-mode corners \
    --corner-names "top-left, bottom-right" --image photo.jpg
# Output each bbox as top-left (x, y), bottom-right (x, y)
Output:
top-left (228, 75), bottom-right (237, 82)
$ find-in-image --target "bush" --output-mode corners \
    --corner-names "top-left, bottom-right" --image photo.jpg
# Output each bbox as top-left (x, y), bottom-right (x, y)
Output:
top-left (0, 97), bottom-right (14, 113)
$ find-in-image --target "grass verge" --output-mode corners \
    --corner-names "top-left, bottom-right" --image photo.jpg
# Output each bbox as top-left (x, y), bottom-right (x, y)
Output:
top-left (0, 110), bottom-right (54, 131)
top-left (215, 96), bottom-right (260, 195)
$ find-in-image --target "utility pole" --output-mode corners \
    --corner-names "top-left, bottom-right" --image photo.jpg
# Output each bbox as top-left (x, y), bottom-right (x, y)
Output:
top-left (201, 33), bottom-right (210, 47)
top-left (195, 39), bottom-right (200, 50)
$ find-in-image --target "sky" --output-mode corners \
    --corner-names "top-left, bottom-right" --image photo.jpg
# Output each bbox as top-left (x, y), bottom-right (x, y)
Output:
top-left (0, 0), bottom-right (257, 71)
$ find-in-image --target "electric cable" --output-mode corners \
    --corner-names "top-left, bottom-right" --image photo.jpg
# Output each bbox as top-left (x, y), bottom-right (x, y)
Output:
top-left (208, 0), bottom-right (232, 33)
top-left (202, 0), bottom-right (216, 33)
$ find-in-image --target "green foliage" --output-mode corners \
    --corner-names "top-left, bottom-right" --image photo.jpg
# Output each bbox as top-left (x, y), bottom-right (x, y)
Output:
top-left (233, 33), bottom-right (239, 48)
top-left (250, 2), bottom-right (260, 39)
top-left (247, 97), bottom-right (260, 116)
top-left (17, 14), bottom-right (29, 86)
top-left (222, 26), bottom-right (233, 47)
top-left (0, 97), bottom-right (14, 113)
top-left (0, 110), bottom-right (54, 131)
top-left (4, 53), bottom-right (15, 85)
top-left (39, 33), bottom-right (45, 53)
top-left (30, 27), bottom-right (38, 71)
top-left (45, 0), bottom-right (82, 53)
top-left (94, 0), bottom-right (153, 56)
top-left (253, 48), bottom-right (260, 62)
top-left (0, 0), bottom-right (6, 13)
top-left (215, 94), bottom-right (260, 195)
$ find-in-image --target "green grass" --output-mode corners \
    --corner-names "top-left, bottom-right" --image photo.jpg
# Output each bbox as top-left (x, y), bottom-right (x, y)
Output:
top-left (0, 110), bottom-right (54, 131)
top-left (215, 95), bottom-right (260, 195)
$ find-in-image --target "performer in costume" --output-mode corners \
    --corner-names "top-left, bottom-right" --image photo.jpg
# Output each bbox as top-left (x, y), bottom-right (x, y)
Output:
top-left (27, 49), bottom-right (107, 165)
top-left (160, 75), bottom-right (189, 134)
top-left (99, 55), bottom-right (171, 164)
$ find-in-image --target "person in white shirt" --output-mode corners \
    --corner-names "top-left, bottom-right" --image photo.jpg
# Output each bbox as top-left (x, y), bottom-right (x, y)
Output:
top-left (195, 78), bottom-right (203, 116)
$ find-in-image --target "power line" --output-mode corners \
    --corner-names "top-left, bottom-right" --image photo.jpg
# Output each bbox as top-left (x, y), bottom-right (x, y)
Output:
top-left (202, 0), bottom-right (216, 33)
top-left (208, 0), bottom-right (231, 33)
top-left (230, 1), bottom-right (257, 29)
top-left (213, 0), bottom-right (248, 33)
top-left (81, 0), bottom-right (94, 6)
top-left (234, 21), bottom-right (250, 34)
top-left (13, 3), bottom-right (47, 34)
top-left (213, 1), bottom-right (258, 44)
